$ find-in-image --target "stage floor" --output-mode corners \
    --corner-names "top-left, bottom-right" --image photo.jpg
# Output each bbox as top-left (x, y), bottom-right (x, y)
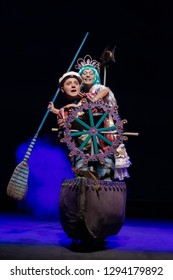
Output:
top-left (0, 212), bottom-right (173, 260)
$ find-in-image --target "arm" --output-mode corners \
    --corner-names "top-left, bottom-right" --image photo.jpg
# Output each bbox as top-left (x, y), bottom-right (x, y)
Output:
top-left (87, 88), bottom-right (109, 102)
top-left (63, 102), bottom-right (81, 109)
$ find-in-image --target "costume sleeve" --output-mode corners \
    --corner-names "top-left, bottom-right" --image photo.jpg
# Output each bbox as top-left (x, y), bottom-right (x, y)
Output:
top-left (92, 84), bottom-right (117, 107)
top-left (57, 108), bottom-right (65, 119)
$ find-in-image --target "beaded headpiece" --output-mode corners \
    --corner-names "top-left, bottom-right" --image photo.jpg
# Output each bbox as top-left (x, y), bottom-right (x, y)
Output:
top-left (75, 55), bottom-right (100, 72)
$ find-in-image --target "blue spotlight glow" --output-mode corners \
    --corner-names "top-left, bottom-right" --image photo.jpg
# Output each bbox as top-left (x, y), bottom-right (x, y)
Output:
top-left (16, 135), bottom-right (74, 219)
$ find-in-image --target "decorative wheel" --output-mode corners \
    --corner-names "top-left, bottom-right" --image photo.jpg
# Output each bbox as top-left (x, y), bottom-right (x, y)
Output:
top-left (63, 100), bottom-right (124, 164)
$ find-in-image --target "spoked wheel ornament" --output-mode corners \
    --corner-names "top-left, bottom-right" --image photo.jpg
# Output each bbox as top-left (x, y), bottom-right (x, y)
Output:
top-left (62, 99), bottom-right (124, 164)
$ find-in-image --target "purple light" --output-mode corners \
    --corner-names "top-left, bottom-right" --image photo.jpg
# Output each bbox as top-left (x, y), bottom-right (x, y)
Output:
top-left (16, 135), bottom-right (74, 219)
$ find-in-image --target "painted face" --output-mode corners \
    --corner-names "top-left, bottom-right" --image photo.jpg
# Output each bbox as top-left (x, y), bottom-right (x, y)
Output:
top-left (81, 69), bottom-right (95, 86)
top-left (62, 78), bottom-right (81, 100)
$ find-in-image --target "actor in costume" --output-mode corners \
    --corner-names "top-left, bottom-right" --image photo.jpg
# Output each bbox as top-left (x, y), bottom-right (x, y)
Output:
top-left (48, 70), bottom-right (115, 181)
top-left (76, 55), bottom-right (131, 180)
top-left (48, 56), bottom-right (131, 181)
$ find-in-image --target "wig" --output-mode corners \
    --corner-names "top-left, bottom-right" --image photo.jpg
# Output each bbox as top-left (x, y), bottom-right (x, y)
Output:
top-left (78, 65), bottom-right (101, 85)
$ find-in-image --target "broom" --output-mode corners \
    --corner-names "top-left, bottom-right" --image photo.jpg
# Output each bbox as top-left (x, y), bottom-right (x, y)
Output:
top-left (7, 32), bottom-right (89, 200)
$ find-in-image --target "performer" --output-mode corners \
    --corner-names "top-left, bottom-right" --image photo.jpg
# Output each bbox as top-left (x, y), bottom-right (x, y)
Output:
top-left (48, 70), bottom-right (114, 181)
top-left (76, 55), bottom-right (131, 180)
top-left (48, 55), bottom-right (131, 180)
top-left (77, 55), bottom-right (116, 107)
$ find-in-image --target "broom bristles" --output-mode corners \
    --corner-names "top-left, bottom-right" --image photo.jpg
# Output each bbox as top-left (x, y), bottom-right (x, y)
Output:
top-left (7, 161), bottom-right (29, 200)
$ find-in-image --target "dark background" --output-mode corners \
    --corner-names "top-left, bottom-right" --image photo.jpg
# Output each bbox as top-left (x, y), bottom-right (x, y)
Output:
top-left (0, 2), bottom-right (172, 219)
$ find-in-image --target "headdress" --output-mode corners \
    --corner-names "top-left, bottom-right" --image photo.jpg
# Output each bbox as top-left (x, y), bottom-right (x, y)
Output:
top-left (75, 55), bottom-right (100, 72)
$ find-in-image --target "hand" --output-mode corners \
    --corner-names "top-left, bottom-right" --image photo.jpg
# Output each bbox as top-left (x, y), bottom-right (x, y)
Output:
top-left (57, 118), bottom-right (65, 128)
top-left (78, 92), bottom-right (87, 99)
top-left (47, 101), bottom-right (54, 110)
top-left (87, 96), bottom-right (102, 102)
top-left (48, 102), bottom-right (59, 114)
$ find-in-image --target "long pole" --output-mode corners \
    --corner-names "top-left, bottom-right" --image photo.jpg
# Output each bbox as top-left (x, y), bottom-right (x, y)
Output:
top-left (7, 32), bottom-right (89, 200)
top-left (23, 32), bottom-right (89, 162)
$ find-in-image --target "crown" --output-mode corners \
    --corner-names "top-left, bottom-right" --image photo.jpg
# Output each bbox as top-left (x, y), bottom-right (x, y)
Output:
top-left (75, 55), bottom-right (100, 71)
